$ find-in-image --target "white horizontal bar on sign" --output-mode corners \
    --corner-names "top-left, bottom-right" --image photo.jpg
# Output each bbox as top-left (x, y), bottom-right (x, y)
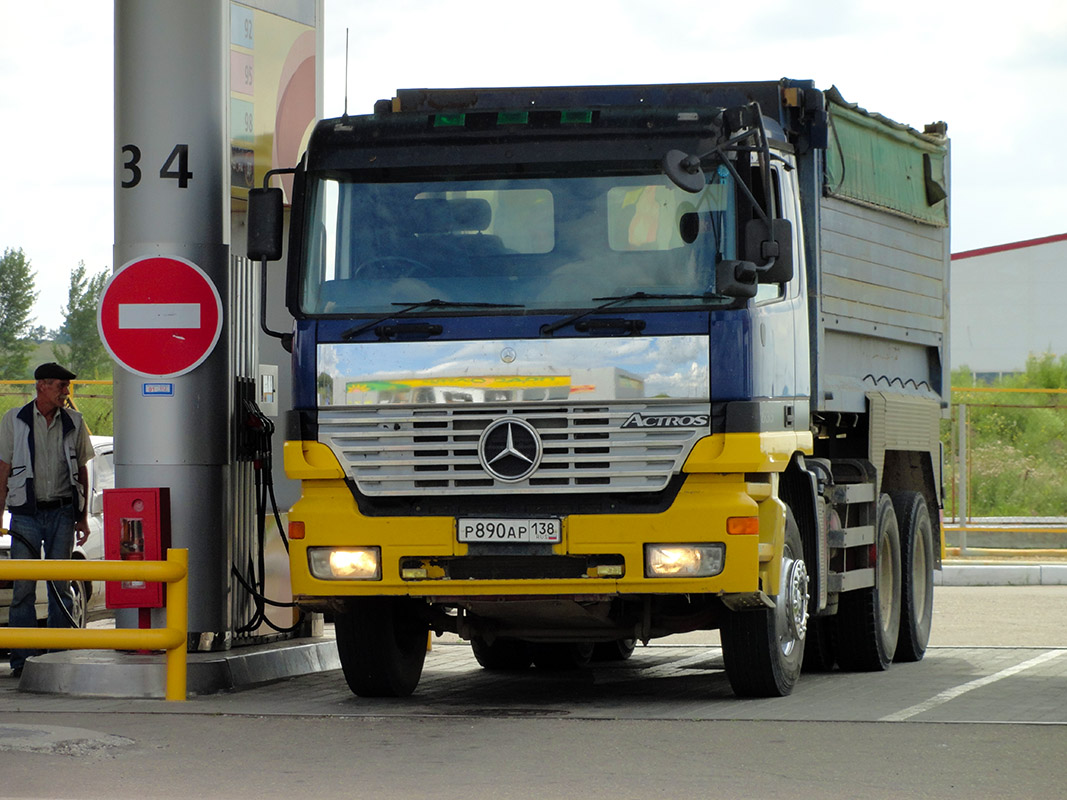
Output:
top-left (118, 303), bottom-right (200, 330)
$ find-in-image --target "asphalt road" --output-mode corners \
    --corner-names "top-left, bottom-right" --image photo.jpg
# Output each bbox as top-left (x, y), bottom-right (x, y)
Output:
top-left (2, 585), bottom-right (1066, 800)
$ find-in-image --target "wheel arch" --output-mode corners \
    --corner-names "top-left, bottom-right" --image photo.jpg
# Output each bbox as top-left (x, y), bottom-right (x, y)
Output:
top-left (881, 448), bottom-right (942, 566)
top-left (779, 453), bottom-right (826, 614)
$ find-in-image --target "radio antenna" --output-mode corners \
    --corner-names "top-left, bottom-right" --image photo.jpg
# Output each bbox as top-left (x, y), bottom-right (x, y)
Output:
top-left (343, 28), bottom-right (350, 119)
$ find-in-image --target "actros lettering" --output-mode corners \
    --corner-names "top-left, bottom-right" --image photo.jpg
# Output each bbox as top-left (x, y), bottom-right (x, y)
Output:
top-left (621, 412), bottom-right (710, 429)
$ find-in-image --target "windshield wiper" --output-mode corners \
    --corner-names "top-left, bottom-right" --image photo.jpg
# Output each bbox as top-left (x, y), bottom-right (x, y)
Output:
top-left (341, 299), bottom-right (523, 340)
top-left (540, 292), bottom-right (717, 336)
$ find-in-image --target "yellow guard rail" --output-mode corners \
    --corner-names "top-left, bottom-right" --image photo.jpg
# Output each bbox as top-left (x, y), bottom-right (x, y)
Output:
top-left (0, 548), bottom-right (189, 701)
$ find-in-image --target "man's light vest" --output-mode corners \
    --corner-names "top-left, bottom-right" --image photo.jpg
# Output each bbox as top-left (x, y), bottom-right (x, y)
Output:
top-left (5, 401), bottom-right (86, 515)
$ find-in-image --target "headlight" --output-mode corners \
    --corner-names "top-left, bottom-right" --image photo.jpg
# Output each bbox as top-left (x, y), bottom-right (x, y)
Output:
top-left (645, 543), bottom-right (725, 578)
top-left (308, 547), bottom-right (381, 580)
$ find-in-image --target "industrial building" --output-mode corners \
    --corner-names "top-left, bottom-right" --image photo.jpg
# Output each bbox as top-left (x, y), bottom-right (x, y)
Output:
top-left (950, 233), bottom-right (1067, 380)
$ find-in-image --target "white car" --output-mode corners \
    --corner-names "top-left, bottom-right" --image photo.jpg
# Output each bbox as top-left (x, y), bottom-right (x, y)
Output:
top-left (1, 435), bottom-right (114, 628)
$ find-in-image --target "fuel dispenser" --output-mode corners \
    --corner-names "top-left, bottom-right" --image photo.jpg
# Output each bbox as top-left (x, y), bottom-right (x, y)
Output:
top-left (104, 488), bottom-right (171, 610)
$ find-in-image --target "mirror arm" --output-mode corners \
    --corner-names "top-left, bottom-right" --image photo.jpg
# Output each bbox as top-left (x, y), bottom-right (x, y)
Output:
top-left (663, 102), bottom-right (785, 271)
top-left (260, 258), bottom-right (292, 352)
top-left (696, 108), bottom-right (776, 232)
top-left (753, 108), bottom-right (778, 257)
top-left (258, 168), bottom-right (297, 352)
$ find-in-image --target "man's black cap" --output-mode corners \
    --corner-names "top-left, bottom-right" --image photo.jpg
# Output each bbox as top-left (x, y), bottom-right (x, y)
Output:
top-left (34, 362), bottom-right (77, 381)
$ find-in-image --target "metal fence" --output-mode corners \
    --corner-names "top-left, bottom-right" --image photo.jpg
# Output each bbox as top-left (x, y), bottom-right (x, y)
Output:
top-left (945, 387), bottom-right (1067, 555)
top-left (0, 380), bottom-right (114, 436)
top-left (0, 549), bottom-right (189, 700)
top-left (946, 387), bottom-right (1067, 519)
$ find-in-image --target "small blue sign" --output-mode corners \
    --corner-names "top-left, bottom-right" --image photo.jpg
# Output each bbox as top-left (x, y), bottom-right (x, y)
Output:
top-left (142, 383), bottom-right (174, 397)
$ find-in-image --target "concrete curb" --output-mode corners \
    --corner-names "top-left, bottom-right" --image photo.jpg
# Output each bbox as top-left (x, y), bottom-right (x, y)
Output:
top-left (17, 637), bottom-right (340, 699)
top-left (938, 563), bottom-right (1067, 586)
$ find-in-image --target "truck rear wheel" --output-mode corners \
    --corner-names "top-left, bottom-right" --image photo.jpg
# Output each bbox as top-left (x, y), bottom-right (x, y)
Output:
top-left (471, 637), bottom-right (533, 670)
top-left (721, 511), bottom-right (809, 697)
top-left (531, 642), bottom-right (595, 670)
top-left (334, 597), bottom-right (428, 697)
top-left (835, 494), bottom-right (901, 671)
top-left (890, 491), bottom-right (934, 662)
top-left (802, 616), bottom-right (836, 672)
top-left (593, 638), bottom-right (637, 662)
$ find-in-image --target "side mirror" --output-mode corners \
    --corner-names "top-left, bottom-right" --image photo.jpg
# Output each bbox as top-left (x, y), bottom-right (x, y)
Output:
top-left (716, 260), bottom-right (758, 298)
top-left (744, 218), bottom-right (794, 284)
top-left (247, 187), bottom-right (284, 262)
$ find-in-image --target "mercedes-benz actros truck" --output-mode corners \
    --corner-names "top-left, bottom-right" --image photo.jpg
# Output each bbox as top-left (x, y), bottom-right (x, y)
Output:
top-left (248, 79), bottom-right (949, 698)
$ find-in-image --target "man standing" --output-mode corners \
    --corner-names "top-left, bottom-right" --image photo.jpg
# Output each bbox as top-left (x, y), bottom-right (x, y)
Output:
top-left (0, 362), bottom-right (95, 678)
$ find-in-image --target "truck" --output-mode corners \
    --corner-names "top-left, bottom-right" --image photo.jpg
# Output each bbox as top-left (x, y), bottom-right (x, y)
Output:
top-left (247, 79), bottom-right (950, 698)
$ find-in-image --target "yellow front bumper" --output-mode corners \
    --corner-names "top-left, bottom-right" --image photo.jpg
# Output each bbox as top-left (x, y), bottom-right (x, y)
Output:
top-left (284, 430), bottom-right (810, 601)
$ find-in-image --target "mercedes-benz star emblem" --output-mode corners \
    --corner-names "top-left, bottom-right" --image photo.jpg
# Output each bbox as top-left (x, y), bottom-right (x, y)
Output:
top-left (478, 418), bottom-right (542, 483)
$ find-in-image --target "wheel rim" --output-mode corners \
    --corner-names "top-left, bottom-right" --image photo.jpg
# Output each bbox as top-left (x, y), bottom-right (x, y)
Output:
top-left (877, 528), bottom-right (896, 631)
top-left (70, 581), bottom-right (87, 628)
top-left (777, 545), bottom-right (810, 655)
top-left (912, 523), bottom-right (931, 620)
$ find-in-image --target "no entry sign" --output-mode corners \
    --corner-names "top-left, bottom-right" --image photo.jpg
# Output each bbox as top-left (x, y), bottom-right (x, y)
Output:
top-left (98, 256), bottom-right (223, 378)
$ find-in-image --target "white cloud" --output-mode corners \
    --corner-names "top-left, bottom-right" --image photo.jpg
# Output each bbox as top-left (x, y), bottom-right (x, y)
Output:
top-left (2, 0), bottom-right (1065, 333)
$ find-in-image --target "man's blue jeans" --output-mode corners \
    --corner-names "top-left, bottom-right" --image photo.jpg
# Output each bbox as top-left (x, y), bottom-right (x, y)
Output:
top-left (8, 506), bottom-right (76, 671)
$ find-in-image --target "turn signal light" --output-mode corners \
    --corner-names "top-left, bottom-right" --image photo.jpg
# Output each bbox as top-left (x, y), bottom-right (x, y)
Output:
top-left (727, 516), bottom-right (759, 535)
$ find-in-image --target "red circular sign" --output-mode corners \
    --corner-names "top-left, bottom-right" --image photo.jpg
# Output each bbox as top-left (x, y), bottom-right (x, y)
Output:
top-left (98, 256), bottom-right (223, 378)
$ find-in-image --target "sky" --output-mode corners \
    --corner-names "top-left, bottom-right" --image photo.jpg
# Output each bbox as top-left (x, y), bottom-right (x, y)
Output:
top-left (1, 0), bottom-right (1066, 332)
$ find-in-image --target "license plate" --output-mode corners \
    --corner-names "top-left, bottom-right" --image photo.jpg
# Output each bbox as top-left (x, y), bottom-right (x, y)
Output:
top-left (457, 518), bottom-right (562, 543)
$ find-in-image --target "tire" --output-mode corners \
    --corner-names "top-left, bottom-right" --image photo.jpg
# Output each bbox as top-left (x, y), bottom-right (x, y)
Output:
top-left (471, 637), bottom-right (533, 671)
top-left (890, 491), bottom-right (935, 662)
top-left (835, 494), bottom-right (902, 671)
top-left (531, 642), bottom-right (595, 670)
top-left (334, 597), bottom-right (428, 697)
top-left (721, 510), bottom-right (809, 697)
top-left (801, 616), bottom-right (836, 672)
top-left (593, 638), bottom-right (637, 662)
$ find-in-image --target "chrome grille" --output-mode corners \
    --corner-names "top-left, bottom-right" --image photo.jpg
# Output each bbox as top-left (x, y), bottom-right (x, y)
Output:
top-left (318, 403), bottom-right (710, 496)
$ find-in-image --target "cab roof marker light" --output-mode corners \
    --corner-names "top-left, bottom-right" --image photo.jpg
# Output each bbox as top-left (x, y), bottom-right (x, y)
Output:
top-left (433, 113), bottom-right (466, 127)
top-left (561, 110), bottom-right (593, 124)
top-left (497, 111), bottom-right (529, 125)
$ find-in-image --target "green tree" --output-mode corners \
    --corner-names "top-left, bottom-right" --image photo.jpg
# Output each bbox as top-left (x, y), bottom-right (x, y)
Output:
top-left (54, 261), bottom-right (112, 379)
top-left (317, 372), bottom-right (334, 405)
top-left (0, 247), bottom-right (39, 378)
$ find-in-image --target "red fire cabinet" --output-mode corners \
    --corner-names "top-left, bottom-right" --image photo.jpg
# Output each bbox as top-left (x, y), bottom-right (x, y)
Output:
top-left (104, 487), bottom-right (171, 609)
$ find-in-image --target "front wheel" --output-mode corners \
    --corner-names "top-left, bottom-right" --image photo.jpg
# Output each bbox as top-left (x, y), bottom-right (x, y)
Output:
top-left (721, 510), bottom-right (809, 697)
top-left (334, 597), bottom-right (428, 697)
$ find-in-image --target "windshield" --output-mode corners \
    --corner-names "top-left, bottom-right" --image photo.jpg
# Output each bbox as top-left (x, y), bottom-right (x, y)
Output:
top-left (299, 167), bottom-right (737, 315)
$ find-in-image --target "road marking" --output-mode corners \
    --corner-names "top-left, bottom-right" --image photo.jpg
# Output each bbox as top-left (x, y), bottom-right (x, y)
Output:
top-left (881, 649), bottom-right (1066, 722)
